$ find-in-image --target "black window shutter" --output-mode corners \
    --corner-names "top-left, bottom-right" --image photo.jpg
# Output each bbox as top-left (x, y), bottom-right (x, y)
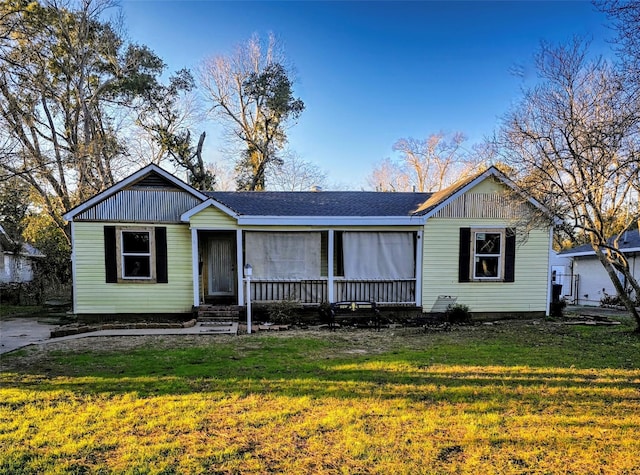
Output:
top-left (504, 228), bottom-right (516, 282)
top-left (459, 227), bottom-right (471, 282)
top-left (104, 226), bottom-right (117, 283)
top-left (155, 227), bottom-right (168, 283)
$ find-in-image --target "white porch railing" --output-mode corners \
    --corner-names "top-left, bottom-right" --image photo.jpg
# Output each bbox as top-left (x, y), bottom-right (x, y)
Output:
top-left (249, 278), bottom-right (416, 305)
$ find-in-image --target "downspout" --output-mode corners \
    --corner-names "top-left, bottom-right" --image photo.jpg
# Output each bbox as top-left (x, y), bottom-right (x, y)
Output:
top-left (546, 227), bottom-right (554, 316)
top-left (415, 229), bottom-right (423, 308)
top-left (70, 221), bottom-right (78, 314)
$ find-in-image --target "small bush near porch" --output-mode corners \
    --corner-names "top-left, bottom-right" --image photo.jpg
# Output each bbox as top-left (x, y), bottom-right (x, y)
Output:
top-left (1, 318), bottom-right (640, 474)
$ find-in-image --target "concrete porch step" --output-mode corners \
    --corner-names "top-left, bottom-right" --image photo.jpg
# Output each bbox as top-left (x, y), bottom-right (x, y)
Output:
top-left (198, 305), bottom-right (242, 311)
top-left (199, 321), bottom-right (239, 335)
top-left (199, 312), bottom-right (239, 319)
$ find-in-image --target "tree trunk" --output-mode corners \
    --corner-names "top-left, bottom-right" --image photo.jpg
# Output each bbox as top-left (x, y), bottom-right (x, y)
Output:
top-left (595, 247), bottom-right (640, 332)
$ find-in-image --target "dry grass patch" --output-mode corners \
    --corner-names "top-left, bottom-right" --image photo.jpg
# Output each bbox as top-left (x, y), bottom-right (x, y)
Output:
top-left (1, 319), bottom-right (640, 473)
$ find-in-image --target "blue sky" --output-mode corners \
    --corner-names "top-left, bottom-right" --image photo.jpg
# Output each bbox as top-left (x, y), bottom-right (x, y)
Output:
top-left (121, 1), bottom-right (612, 189)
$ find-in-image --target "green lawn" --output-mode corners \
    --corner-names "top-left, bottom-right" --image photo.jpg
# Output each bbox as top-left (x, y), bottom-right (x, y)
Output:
top-left (1, 317), bottom-right (640, 474)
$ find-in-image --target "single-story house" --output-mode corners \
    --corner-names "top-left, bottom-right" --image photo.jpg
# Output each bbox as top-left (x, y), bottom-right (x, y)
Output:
top-left (62, 164), bottom-right (555, 319)
top-left (0, 224), bottom-right (44, 284)
top-left (559, 229), bottom-right (640, 306)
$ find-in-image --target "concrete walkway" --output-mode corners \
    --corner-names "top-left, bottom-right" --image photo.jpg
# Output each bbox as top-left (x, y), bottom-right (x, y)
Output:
top-left (0, 318), bottom-right (56, 354)
top-left (0, 318), bottom-right (238, 355)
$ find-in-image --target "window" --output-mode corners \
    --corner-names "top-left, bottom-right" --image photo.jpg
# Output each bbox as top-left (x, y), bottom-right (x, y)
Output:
top-left (121, 230), bottom-right (152, 279)
top-left (244, 232), bottom-right (321, 278)
top-left (341, 232), bottom-right (415, 278)
top-left (459, 227), bottom-right (516, 283)
top-left (473, 230), bottom-right (504, 280)
top-left (104, 226), bottom-right (168, 284)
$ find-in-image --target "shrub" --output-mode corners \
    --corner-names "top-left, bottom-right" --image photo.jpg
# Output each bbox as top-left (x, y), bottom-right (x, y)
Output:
top-left (265, 298), bottom-right (303, 325)
top-left (600, 293), bottom-right (623, 308)
top-left (445, 303), bottom-right (472, 324)
top-left (0, 282), bottom-right (44, 306)
top-left (599, 287), bottom-right (640, 307)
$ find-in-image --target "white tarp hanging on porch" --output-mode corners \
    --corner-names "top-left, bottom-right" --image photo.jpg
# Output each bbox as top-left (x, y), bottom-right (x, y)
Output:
top-left (342, 232), bottom-right (414, 279)
top-left (245, 232), bottom-right (321, 279)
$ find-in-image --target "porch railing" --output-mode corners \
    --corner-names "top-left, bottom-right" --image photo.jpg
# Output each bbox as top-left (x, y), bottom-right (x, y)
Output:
top-left (250, 279), bottom-right (328, 304)
top-left (249, 278), bottom-right (416, 305)
top-left (333, 279), bottom-right (416, 305)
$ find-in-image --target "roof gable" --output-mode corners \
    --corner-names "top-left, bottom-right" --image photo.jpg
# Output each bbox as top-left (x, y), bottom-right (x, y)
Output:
top-left (182, 201), bottom-right (238, 226)
top-left (181, 198), bottom-right (238, 223)
top-left (127, 172), bottom-right (178, 189)
top-left (63, 164), bottom-right (209, 222)
top-left (413, 166), bottom-right (554, 220)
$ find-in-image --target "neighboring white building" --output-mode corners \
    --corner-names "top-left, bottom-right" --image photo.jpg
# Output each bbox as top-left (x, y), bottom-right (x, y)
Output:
top-left (550, 250), bottom-right (573, 301)
top-left (0, 224), bottom-right (44, 284)
top-left (559, 230), bottom-right (640, 306)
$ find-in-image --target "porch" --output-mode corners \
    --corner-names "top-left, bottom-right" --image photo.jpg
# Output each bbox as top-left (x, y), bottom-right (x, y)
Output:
top-left (248, 277), bottom-right (417, 306)
top-left (190, 229), bottom-right (422, 307)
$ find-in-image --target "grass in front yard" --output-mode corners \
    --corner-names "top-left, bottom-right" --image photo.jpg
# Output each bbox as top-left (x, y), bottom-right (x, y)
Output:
top-left (1, 318), bottom-right (640, 474)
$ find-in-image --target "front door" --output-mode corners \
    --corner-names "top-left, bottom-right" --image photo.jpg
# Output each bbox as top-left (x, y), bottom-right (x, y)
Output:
top-left (208, 236), bottom-right (235, 297)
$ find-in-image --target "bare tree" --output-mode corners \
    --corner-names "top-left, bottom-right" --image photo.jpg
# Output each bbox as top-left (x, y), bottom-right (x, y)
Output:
top-left (498, 38), bottom-right (640, 330)
top-left (266, 151), bottom-right (327, 191)
top-left (0, 0), bottom-right (167, 238)
top-left (367, 132), bottom-right (482, 192)
top-left (198, 33), bottom-right (304, 191)
top-left (208, 161), bottom-right (237, 191)
top-left (598, 0), bottom-right (640, 77)
top-left (135, 69), bottom-right (215, 190)
top-left (393, 132), bottom-right (483, 192)
top-left (366, 157), bottom-right (412, 192)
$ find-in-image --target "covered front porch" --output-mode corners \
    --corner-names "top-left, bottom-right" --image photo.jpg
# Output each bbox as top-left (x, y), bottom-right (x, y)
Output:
top-left (189, 229), bottom-right (423, 308)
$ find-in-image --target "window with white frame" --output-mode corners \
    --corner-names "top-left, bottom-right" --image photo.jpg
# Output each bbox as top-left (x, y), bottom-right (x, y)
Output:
top-left (473, 229), bottom-right (504, 280)
top-left (120, 229), bottom-right (153, 280)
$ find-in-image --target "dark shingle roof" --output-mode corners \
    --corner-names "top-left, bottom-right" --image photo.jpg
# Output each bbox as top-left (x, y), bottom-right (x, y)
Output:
top-left (559, 229), bottom-right (640, 256)
top-left (204, 191), bottom-right (433, 217)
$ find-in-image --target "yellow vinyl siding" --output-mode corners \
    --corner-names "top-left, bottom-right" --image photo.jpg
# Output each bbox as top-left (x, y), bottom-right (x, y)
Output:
top-left (422, 218), bottom-right (550, 313)
top-left (189, 207), bottom-right (237, 228)
top-left (74, 222), bottom-right (193, 314)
